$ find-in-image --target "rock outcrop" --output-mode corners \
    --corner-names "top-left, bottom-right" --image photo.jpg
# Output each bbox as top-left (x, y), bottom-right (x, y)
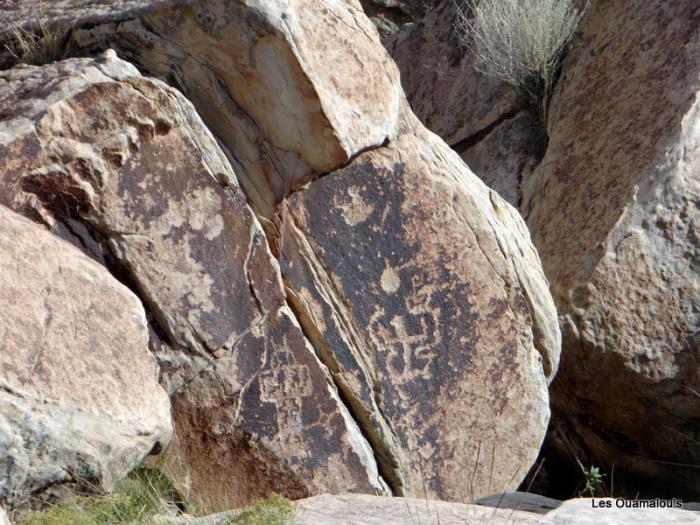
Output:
top-left (524, 0), bottom-right (700, 496)
top-left (0, 53), bottom-right (386, 511)
top-left (386, 0), bottom-right (543, 208)
top-left (1, 0), bottom-right (560, 510)
top-left (281, 108), bottom-right (559, 501)
top-left (0, 205), bottom-right (172, 509)
top-left (389, 0), bottom-right (700, 497)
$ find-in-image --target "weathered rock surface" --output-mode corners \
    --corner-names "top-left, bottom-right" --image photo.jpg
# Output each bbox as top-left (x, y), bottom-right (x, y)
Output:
top-left (390, 0), bottom-right (700, 497)
top-left (0, 52), bottom-right (385, 511)
top-left (291, 494), bottom-right (541, 525)
top-left (386, 1), bottom-right (517, 145)
top-left (359, 0), bottom-right (435, 36)
top-left (0, 205), bottom-right (172, 509)
top-left (386, 0), bottom-right (542, 207)
top-left (524, 0), bottom-right (700, 496)
top-left (280, 106), bottom-right (560, 501)
top-left (18, 0), bottom-right (406, 217)
top-left (1, 0), bottom-right (561, 508)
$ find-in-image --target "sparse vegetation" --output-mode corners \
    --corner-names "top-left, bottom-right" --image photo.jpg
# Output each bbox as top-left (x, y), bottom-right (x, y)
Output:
top-left (2, 2), bottom-right (64, 67)
top-left (224, 494), bottom-right (295, 525)
top-left (17, 469), bottom-right (189, 525)
top-left (455, 0), bottom-right (588, 130)
top-left (577, 460), bottom-right (606, 497)
top-left (16, 469), bottom-right (294, 525)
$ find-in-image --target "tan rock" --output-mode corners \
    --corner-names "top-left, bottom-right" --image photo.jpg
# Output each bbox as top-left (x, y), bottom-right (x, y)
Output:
top-left (280, 107), bottom-right (560, 501)
top-left (37, 0), bottom-right (405, 216)
top-left (0, 205), bottom-right (172, 509)
top-left (1, 0), bottom-right (562, 506)
top-left (525, 0), bottom-right (700, 495)
top-left (386, 1), bottom-right (519, 147)
top-left (291, 494), bottom-right (541, 525)
top-left (0, 52), bottom-right (386, 512)
top-left (386, 1), bottom-right (541, 207)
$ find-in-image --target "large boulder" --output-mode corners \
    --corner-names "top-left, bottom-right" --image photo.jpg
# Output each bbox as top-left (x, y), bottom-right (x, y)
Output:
top-left (391, 0), bottom-right (700, 498)
top-left (0, 52), bottom-right (385, 512)
top-left (0, 204), bottom-right (172, 510)
top-left (63, 0), bottom-right (401, 217)
top-left (1, 0), bottom-right (560, 508)
top-left (524, 0), bottom-right (700, 496)
top-left (279, 106), bottom-right (560, 501)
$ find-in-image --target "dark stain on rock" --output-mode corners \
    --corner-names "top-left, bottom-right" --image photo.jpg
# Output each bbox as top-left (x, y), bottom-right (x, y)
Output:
top-left (288, 152), bottom-right (482, 440)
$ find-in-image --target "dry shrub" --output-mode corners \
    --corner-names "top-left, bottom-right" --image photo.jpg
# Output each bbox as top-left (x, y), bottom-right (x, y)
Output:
top-left (455, 0), bottom-right (588, 127)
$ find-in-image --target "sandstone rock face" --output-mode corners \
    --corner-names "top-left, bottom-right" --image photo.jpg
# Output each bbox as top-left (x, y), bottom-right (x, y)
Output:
top-left (524, 0), bottom-right (700, 495)
top-left (55, 0), bottom-right (402, 216)
top-left (280, 107), bottom-right (560, 501)
top-left (1, 0), bottom-right (561, 509)
top-left (0, 205), bottom-right (172, 509)
top-left (0, 53), bottom-right (385, 511)
top-left (386, 1), bottom-right (542, 207)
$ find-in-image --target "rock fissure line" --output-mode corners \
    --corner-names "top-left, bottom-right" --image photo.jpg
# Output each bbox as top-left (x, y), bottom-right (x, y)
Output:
top-left (277, 207), bottom-right (406, 497)
top-left (63, 12), bottom-right (407, 492)
top-left (449, 108), bottom-right (520, 154)
top-left (299, 137), bottom-right (393, 191)
top-left (282, 282), bottom-right (405, 497)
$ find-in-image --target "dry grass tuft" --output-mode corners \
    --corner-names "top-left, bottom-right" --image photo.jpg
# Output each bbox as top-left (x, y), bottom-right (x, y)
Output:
top-left (455, 0), bottom-right (588, 128)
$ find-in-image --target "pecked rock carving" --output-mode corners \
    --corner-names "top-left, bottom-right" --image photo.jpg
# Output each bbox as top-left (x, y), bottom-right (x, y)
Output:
top-left (0, 52), bottom-right (386, 512)
top-left (1, 0), bottom-right (561, 510)
top-left (279, 106), bottom-right (560, 501)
